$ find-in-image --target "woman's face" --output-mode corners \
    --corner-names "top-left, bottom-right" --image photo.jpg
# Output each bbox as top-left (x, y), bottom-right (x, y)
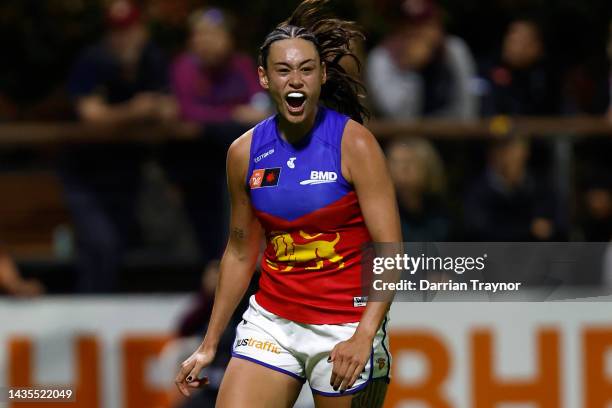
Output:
top-left (502, 21), bottom-right (542, 69)
top-left (191, 19), bottom-right (233, 68)
top-left (108, 23), bottom-right (148, 65)
top-left (398, 21), bottom-right (443, 70)
top-left (388, 144), bottom-right (426, 192)
top-left (258, 38), bottom-right (326, 125)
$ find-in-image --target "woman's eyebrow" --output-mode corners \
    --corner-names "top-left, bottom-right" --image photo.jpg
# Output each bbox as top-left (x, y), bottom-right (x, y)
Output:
top-left (272, 59), bottom-right (315, 68)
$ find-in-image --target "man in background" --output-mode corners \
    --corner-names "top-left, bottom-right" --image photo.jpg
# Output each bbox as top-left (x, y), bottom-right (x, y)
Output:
top-left (60, 0), bottom-right (175, 293)
top-left (478, 18), bottom-right (560, 116)
top-left (367, 0), bottom-right (477, 120)
top-left (464, 137), bottom-right (560, 241)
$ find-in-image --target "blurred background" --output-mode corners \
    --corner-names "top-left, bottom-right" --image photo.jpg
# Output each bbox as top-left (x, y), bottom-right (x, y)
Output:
top-left (0, 0), bottom-right (611, 407)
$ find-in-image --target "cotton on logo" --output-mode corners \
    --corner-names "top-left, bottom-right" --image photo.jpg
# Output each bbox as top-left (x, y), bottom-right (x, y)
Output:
top-left (300, 171), bottom-right (337, 185)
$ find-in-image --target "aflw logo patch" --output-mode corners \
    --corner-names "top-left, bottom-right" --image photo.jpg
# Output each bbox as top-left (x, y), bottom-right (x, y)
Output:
top-left (353, 296), bottom-right (368, 307)
top-left (300, 171), bottom-right (338, 185)
top-left (250, 168), bottom-right (281, 188)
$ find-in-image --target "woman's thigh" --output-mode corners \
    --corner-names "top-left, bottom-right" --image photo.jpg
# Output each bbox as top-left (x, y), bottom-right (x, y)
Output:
top-left (216, 357), bottom-right (304, 408)
top-left (312, 378), bottom-right (389, 408)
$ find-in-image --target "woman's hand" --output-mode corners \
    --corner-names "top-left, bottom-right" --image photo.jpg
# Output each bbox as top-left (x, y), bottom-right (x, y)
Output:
top-left (329, 332), bottom-right (373, 393)
top-left (174, 346), bottom-right (216, 397)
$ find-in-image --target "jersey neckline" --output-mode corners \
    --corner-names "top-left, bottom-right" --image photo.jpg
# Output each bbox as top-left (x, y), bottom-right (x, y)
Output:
top-left (273, 105), bottom-right (326, 153)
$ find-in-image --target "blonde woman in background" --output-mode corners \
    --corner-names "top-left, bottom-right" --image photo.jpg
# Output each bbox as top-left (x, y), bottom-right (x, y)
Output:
top-left (386, 137), bottom-right (450, 242)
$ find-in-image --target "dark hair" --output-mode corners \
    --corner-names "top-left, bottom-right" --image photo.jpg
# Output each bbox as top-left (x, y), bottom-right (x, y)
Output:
top-left (258, 0), bottom-right (369, 123)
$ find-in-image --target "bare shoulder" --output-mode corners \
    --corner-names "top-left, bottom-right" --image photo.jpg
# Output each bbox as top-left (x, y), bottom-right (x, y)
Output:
top-left (341, 120), bottom-right (385, 184)
top-left (341, 119), bottom-right (381, 157)
top-left (227, 128), bottom-right (254, 164)
top-left (227, 128), bottom-right (255, 187)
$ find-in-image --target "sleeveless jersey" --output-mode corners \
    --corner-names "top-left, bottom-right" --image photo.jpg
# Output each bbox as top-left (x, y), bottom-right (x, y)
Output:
top-left (246, 106), bottom-right (371, 324)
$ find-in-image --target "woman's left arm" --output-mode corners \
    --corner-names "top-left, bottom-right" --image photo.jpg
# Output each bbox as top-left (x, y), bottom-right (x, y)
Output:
top-left (329, 120), bottom-right (402, 392)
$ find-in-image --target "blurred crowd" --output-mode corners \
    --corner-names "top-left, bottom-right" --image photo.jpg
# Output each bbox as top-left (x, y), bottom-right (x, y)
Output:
top-left (0, 0), bottom-right (611, 296)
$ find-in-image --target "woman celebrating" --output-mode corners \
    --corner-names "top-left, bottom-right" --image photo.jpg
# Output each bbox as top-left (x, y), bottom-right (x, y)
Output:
top-left (175, 1), bottom-right (401, 406)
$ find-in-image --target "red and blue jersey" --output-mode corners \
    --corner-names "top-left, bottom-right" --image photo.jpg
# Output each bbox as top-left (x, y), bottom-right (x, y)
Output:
top-left (246, 106), bottom-right (371, 324)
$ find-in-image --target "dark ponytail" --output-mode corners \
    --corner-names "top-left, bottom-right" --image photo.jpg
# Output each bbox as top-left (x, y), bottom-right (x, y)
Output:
top-left (259, 0), bottom-right (369, 123)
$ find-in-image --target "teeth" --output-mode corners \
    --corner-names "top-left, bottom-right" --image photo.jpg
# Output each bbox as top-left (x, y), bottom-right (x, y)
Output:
top-left (287, 92), bottom-right (305, 98)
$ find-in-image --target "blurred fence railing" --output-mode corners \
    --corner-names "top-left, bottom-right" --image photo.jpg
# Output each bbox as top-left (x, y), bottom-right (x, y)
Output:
top-left (368, 115), bottom-right (612, 139)
top-left (0, 116), bottom-right (611, 147)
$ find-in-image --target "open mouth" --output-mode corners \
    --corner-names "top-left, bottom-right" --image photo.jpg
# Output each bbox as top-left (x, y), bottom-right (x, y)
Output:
top-left (284, 92), bottom-right (306, 113)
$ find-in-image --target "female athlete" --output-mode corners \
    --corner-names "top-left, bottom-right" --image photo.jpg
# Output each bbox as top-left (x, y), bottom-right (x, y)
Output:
top-left (175, 1), bottom-right (401, 406)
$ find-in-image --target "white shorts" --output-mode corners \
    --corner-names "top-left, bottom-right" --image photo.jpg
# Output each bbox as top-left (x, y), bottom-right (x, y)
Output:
top-left (231, 295), bottom-right (391, 396)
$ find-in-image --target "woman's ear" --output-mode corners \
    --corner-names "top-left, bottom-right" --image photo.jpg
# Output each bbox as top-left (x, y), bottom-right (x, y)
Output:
top-left (321, 61), bottom-right (327, 85)
top-left (258, 66), bottom-right (269, 90)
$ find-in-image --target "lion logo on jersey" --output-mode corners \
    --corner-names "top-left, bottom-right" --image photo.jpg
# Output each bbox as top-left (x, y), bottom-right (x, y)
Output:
top-left (266, 230), bottom-right (344, 271)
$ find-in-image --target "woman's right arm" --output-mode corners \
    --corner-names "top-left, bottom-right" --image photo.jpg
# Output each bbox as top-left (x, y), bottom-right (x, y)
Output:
top-left (175, 129), bottom-right (261, 396)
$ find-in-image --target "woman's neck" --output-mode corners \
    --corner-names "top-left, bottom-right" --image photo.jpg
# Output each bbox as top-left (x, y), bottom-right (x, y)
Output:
top-left (277, 106), bottom-right (319, 144)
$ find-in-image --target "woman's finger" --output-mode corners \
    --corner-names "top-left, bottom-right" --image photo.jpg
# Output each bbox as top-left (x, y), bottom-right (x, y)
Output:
top-left (331, 356), bottom-right (350, 391)
top-left (345, 362), bottom-right (364, 390)
top-left (187, 377), bottom-right (209, 388)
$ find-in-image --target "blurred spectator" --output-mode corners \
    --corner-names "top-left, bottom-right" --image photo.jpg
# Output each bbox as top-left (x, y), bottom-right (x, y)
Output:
top-left (478, 18), bottom-right (560, 116)
top-left (583, 189), bottom-right (612, 241)
top-left (561, 19), bottom-right (609, 116)
top-left (68, 1), bottom-right (175, 123)
top-left (580, 172), bottom-right (612, 241)
top-left (608, 20), bottom-right (612, 121)
top-left (464, 137), bottom-right (559, 241)
top-left (59, 0), bottom-right (175, 293)
top-left (173, 260), bottom-right (258, 407)
top-left (171, 8), bottom-right (270, 126)
top-left (387, 138), bottom-right (450, 241)
top-left (176, 260), bottom-right (220, 338)
top-left (0, 249), bottom-right (44, 297)
top-left (161, 8), bottom-right (269, 265)
top-left (367, 0), bottom-right (477, 120)
top-left (563, 61), bottom-right (610, 115)
top-left (573, 21), bottom-right (612, 242)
